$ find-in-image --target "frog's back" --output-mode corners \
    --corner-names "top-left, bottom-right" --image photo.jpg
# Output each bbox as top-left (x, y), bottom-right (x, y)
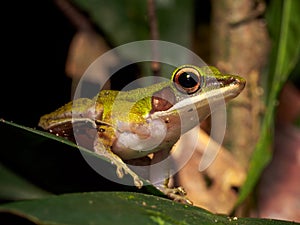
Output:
top-left (38, 98), bottom-right (95, 130)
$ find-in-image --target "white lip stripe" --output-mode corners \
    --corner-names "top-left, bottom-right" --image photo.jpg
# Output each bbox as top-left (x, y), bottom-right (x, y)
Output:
top-left (151, 83), bottom-right (239, 119)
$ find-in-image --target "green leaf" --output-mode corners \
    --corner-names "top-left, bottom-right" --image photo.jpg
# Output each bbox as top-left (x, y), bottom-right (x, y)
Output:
top-left (0, 163), bottom-right (52, 201)
top-left (265, 0), bottom-right (300, 98)
top-left (236, 0), bottom-right (300, 206)
top-left (0, 192), bottom-right (297, 225)
top-left (0, 119), bottom-right (160, 197)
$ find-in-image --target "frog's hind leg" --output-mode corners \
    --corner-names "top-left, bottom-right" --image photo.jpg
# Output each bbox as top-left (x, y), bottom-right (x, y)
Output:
top-left (93, 140), bottom-right (143, 189)
top-left (150, 149), bottom-right (192, 204)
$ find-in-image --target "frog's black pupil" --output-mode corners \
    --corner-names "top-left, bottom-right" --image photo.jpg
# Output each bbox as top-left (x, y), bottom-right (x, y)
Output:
top-left (178, 72), bottom-right (199, 88)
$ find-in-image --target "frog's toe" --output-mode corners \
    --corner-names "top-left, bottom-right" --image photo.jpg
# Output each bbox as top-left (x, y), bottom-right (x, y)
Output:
top-left (116, 166), bottom-right (124, 178)
top-left (169, 193), bottom-right (193, 205)
top-left (159, 186), bottom-right (193, 205)
top-left (133, 176), bottom-right (143, 189)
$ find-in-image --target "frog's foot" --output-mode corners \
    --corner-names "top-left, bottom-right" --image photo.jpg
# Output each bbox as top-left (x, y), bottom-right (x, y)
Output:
top-left (158, 186), bottom-right (193, 205)
top-left (115, 163), bottom-right (143, 189)
top-left (94, 142), bottom-right (143, 189)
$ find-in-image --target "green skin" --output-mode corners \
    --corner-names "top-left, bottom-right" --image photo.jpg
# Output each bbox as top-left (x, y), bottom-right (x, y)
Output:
top-left (39, 65), bottom-right (246, 195)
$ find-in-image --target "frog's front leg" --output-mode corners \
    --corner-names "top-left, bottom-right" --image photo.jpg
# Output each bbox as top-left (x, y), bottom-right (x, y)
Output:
top-left (93, 139), bottom-right (143, 189)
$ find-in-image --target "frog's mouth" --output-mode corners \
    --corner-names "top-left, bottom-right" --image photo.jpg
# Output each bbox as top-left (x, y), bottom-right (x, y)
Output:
top-left (202, 74), bottom-right (246, 103)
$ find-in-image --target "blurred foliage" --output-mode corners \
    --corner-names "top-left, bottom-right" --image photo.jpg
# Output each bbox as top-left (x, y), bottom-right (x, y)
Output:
top-left (71, 0), bottom-right (193, 48)
top-left (236, 0), bottom-right (300, 206)
top-left (0, 164), bottom-right (52, 201)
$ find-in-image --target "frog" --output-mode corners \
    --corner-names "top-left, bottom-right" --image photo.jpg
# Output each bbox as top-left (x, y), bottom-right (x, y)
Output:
top-left (38, 65), bottom-right (246, 203)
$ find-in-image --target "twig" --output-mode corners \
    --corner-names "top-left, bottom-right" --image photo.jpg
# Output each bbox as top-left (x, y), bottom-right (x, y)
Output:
top-left (147, 0), bottom-right (161, 76)
top-left (53, 0), bottom-right (93, 31)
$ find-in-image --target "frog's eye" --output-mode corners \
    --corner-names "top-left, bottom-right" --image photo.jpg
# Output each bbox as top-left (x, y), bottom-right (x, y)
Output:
top-left (173, 66), bottom-right (202, 94)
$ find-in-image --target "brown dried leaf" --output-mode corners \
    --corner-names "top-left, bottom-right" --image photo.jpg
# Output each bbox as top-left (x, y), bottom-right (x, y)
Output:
top-left (173, 128), bottom-right (246, 214)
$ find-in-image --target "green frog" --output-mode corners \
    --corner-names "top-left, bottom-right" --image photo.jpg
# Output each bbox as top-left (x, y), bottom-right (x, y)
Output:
top-left (39, 65), bottom-right (245, 202)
